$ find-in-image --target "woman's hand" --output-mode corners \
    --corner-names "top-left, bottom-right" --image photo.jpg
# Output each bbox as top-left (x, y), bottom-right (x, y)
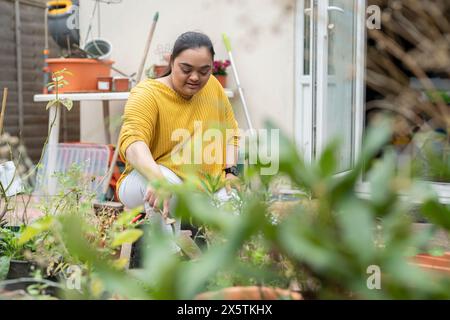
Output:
top-left (144, 184), bottom-right (171, 219)
top-left (225, 173), bottom-right (241, 194)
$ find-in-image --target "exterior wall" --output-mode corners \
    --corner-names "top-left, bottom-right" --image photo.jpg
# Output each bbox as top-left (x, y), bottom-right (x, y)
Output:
top-left (79, 0), bottom-right (296, 144)
top-left (0, 0), bottom-right (80, 161)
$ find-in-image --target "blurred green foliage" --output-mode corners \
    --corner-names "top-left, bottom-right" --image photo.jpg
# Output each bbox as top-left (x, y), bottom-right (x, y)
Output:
top-left (2, 121), bottom-right (450, 299)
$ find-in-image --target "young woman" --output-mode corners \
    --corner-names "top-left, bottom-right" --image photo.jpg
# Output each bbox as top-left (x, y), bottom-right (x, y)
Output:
top-left (117, 32), bottom-right (241, 233)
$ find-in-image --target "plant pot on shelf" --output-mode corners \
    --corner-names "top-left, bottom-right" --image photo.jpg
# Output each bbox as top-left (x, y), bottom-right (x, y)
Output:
top-left (214, 74), bottom-right (227, 88)
top-left (97, 76), bottom-right (113, 92)
top-left (46, 58), bottom-right (114, 93)
top-left (113, 77), bottom-right (130, 92)
top-left (151, 65), bottom-right (169, 78)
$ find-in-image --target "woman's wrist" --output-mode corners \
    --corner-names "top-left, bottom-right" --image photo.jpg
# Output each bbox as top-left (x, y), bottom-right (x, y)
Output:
top-left (224, 165), bottom-right (239, 177)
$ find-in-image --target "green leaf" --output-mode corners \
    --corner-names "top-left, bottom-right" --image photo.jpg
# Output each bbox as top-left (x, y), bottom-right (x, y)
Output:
top-left (336, 198), bottom-right (375, 264)
top-left (52, 75), bottom-right (64, 82)
top-left (317, 140), bottom-right (338, 177)
top-left (278, 219), bottom-right (337, 270)
top-left (55, 69), bottom-right (72, 76)
top-left (58, 214), bottom-right (100, 263)
top-left (175, 192), bottom-right (236, 231)
top-left (420, 200), bottom-right (450, 231)
top-left (360, 119), bottom-right (392, 164)
top-left (18, 215), bottom-right (54, 245)
top-left (175, 232), bottom-right (202, 260)
top-left (368, 150), bottom-right (396, 205)
top-left (111, 229), bottom-right (143, 247)
top-left (45, 99), bottom-right (58, 110)
top-left (0, 256), bottom-right (10, 281)
top-left (114, 207), bottom-right (143, 227)
top-left (61, 98), bottom-right (73, 111)
top-left (428, 247), bottom-right (445, 257)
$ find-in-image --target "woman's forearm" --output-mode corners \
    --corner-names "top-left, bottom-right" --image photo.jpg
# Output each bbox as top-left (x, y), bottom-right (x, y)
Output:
top-left (125, 141), bottom-right (164, 181)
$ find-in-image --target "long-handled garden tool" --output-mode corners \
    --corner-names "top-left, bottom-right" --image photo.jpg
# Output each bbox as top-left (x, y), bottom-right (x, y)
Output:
top-left (136, 12), bottom-right (159, 82)
top-left (0, 88), bottom-right (7, 135)
top-left (222, 34), bottom-right (255, 133)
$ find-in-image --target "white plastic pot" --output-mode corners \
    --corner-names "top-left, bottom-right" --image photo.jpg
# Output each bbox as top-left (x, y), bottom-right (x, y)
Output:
top-left (83, 38), bottom-right (112, 60)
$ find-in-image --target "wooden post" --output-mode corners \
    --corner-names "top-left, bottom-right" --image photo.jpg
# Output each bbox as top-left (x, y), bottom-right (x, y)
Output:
top-left (0, 88), bottom-right (8, 135)
top-left (47, 105), bottom-right (61, 196)
top-left (14, 0), bottom-right (24, 137)
top-left (102, 100), bottom-right (110, 144)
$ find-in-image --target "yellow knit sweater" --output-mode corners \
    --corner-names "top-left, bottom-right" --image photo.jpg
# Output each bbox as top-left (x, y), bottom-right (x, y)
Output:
top-left (117, 76), bottom-right (239, 193)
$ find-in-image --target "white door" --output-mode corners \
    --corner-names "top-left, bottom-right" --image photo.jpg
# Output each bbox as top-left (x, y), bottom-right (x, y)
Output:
top-left (296, 0), bottom-right (366, 172)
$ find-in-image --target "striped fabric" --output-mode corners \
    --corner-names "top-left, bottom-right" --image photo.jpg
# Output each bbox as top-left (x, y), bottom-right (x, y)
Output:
top-left (117, 76), bottom-right (239, 190)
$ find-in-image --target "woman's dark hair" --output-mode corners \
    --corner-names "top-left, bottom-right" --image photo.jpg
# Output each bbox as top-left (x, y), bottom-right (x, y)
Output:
top-left (160, 31), bottom-right (215, 77)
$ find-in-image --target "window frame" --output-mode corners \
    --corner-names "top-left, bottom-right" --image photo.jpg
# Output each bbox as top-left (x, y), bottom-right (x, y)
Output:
top-left (295, 0), bottom-right (450, 203)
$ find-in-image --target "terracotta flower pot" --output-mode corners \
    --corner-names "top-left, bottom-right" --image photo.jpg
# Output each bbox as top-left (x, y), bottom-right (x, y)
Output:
top-left (153, 65), bottom-right (169, 78)
top-left (113, 77), bottom-right (130, 92)
top-left (214, 74), bottom-right (227, 88)
top-left (410, 252), bottom-right (450, 276)
top-left (46, 58), bottom-right (114, 93)
top-left (195, 286), bottom-right (303, 300)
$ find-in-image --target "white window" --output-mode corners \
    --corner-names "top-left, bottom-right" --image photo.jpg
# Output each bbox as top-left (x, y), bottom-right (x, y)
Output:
top-left (295, 0), bottom-right (450, 202)
top-left (295, 0), bottom-right (366, 172)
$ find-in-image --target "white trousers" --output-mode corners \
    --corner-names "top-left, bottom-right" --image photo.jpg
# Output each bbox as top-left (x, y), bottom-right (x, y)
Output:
top-left (118, 165), bottom-right (232, 251)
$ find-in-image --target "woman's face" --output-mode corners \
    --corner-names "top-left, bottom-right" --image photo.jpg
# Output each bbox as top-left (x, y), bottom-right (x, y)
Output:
top-left (170, 47), bottom-right (213, 98)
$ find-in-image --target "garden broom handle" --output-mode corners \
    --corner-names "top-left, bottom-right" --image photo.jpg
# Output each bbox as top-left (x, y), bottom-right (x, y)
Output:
top-left (101, 140), bottom-right (120, 198)
top-left (223, 34), bottom-right (255, 133)
top-left (136, 12), bottom-right (159, 83)
top-left (0, 88), bottom-right (7, 135)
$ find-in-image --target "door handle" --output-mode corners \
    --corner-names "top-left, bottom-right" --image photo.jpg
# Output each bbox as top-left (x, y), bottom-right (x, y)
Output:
top-left (327, 6), bottom-right (344, 30)
top-left (327, 6), bottom-right (345, 14)
top-left (304, 6), bottom-right (344, 16)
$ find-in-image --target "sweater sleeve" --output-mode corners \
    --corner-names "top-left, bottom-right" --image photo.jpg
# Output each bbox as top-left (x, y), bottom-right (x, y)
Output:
top-left (119, 83), bottom-right (158, 161)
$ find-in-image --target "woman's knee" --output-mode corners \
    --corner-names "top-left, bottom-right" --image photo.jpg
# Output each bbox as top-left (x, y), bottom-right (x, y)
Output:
top-left (119, 167), bottom-right (183, 209)
top-left (118, 170), bottom-right (148, 209)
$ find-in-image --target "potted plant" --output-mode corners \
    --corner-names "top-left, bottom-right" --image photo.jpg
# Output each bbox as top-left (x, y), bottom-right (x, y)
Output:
top-left (411, 252), bottom-right (450, 276)
top-left (195, 234), bottom-right (304, 300)
top-left (147, 64), bottom-right (169, 79)
top-left (0, 225), bottom-right (38, 291)
top-left (195, 285), bottom-right (303, 300)
top-left (213, 60), bottom-right (231, 88)
top-left (0, 224), bottom-right (62, 298)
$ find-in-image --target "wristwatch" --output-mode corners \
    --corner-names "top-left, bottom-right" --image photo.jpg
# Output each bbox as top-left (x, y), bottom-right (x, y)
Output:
top-left (224, 165), bottom-right (239, 177)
